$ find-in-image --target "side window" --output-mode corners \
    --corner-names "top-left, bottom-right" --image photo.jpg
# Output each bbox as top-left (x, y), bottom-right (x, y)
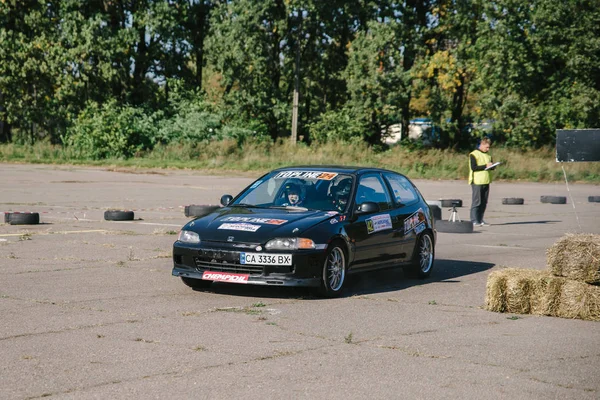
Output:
top-left (384, 173), bottom-right (419, 205)
top-left (355, 174), bottom-right (393, 211)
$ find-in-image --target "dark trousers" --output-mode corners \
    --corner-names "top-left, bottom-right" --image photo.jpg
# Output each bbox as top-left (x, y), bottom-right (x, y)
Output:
top-left (470, 184), bottom-right (490, 223)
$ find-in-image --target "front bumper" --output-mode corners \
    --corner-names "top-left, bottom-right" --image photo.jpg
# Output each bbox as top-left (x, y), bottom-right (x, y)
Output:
top-left (172, 242), bottom-right (326, 287)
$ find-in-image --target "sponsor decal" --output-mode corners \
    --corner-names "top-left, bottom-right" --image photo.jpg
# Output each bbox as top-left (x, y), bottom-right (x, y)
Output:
top-left (404, 208), bottom-right (427, 234)
top-left (274, 171), bottom-right (339, 180)
top-left (222, 216), bottom-right (287, 225)
top-left (325, 211), bottom-right (339, 216)
top-left (202, 271), bottom-right (249, 284)
top-left (218, 223), bottom-right (261, 232)
top-left (415, 223), bottom-right (425, 234)
top-left (330, 218), bottom-right (339, 224)
top-left (366, 214), bottom-right (393, 234)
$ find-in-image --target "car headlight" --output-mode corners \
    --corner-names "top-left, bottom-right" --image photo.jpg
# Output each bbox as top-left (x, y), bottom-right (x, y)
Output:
top-left (265, 237), bottom-right (315, 250)
top-left (177, 230), bottom-right (201, 244)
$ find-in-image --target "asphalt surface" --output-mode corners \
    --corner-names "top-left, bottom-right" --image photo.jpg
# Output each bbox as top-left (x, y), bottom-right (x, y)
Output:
top-left (1, 163), bottom-right (599, 400)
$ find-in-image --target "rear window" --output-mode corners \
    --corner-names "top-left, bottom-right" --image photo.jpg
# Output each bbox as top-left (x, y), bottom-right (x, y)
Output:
top-left (384, 173), bottom-right (419, 205)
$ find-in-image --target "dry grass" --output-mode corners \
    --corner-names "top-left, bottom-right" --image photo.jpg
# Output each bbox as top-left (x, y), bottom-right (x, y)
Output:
top-left (1, 141), bottom-right (599, 183)
top-left (547, 233), bottom-right (600, 285)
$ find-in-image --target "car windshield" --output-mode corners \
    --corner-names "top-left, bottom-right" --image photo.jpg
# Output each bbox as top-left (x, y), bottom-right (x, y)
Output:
top-left (233, 170), bottom-right (354, 212)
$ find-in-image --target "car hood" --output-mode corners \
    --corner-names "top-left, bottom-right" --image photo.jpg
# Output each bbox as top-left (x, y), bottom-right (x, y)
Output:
top-left (182, 206), bottom-right (338, 243)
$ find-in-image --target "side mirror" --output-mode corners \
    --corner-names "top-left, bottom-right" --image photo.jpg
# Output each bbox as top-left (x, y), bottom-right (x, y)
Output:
top-left (220, 194), bottom-right (233, 206)
top-left (354, 201), bottom-right (380, 215)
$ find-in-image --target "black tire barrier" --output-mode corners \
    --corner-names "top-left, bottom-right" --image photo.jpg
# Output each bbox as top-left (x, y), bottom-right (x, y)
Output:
top-left (104, 210), bottom-right (135, 221)
top-left (440, 199), bottom-right (463, 208)
top-left (589, 196), bottom-right (600, 203)
top-left (429, 205), bottom-right (442, 220)
top-left (502, 197), bottom-right (524, 205)
top-left (540, 196), bottom-right (567, 204)
top-left (435, 220), bottom-right (473, 233)
top-left (4, 212), bottom-right (40, 225)
top-left (184, 205), bottom-right (220, 218)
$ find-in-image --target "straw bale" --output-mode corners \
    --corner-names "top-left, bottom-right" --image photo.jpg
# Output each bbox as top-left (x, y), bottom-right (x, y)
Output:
top-left (485, 267), bottom-right (600, 321)
top-left (504, 269), bottom-right (542, 314)
top-left (485, 268), bottom-right (552, 314)
top-left (485, 269), bottom-right (509, 312)
top-left (556, 280), bottom-right (600, 321)
top-left (547, 233), bottom-right (600, 284)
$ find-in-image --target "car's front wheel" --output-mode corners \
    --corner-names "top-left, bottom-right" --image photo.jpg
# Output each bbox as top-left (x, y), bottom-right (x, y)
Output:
top-left (319, 242), bottom-right (347, 297)
top-left (181, 277), bottom-right (212, 290)
top-left (407, 232), bottom-right (434, 279)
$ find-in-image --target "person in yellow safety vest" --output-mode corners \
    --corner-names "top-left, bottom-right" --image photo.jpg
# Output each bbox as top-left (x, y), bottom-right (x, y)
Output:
top-left (468, 137), bottom-right (497, 226)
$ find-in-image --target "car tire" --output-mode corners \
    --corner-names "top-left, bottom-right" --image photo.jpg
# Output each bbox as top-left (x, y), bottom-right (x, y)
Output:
top-left (318, 241), bottom-right (347, 298)
top-left (104, 210), bottom-right (135, 221)
top-left (588, 196), bottom-right (600, 203)
top-left (502, 197), bottom-right (524, 205)
top-left (406, 231), bottom-right (435, 279)
top-left (440, 199), bottom-right (462, 208)
top-left (429, 205), bottom-right (442, 220)
top-left (184, 205), bottom-right (220, 218)
top-left (181, 276), bottom-right (212, 290)
top-left (435, 220), bottom-right (474, 233)
top-left (4, 212), bottom-right (40, 225)
top-left (540, 195), bottom-right (567, 204)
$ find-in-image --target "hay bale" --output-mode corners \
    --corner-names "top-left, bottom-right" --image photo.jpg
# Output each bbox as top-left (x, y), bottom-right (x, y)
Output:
top-left (557, 280), bottom-right (600, 321)
top-left (504, 269), bottom-right (541, 314)
top-left (485, 269), bottom-right (509, 312)
top-left (547, 233), bottom-right (600, 284)
top-left (485, 267), bottom-right (600, 321)
top-left (485, 268), bottom-right (551, 314)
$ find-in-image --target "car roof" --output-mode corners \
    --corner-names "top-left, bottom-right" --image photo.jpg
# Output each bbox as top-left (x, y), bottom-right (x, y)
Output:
top-left (270, 165), bottom-right (399, 176)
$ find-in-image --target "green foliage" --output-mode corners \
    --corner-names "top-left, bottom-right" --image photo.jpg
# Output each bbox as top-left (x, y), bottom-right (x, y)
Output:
top-left (1, 0), bottom-right (599, 152)
top-left (62, 101), bottom-right (156, 159)
top-left (308, 108), bottom-right (367, 143)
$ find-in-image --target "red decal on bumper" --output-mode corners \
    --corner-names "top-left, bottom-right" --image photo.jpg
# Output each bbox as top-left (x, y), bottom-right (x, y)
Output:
top-left (202, 271), bottom-right (249, 284)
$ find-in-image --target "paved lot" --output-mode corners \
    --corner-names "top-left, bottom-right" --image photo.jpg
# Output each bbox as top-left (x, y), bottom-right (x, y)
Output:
top-left (1, 163), bottom-right (599, 400)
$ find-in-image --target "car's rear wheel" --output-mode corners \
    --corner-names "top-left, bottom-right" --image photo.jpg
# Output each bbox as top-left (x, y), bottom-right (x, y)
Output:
top-left (181, 276), bottom-right (212, 290)
top-left (319, 242), bottom-right (346, 297)
top-left (407, 232), bottom-right (434, 279)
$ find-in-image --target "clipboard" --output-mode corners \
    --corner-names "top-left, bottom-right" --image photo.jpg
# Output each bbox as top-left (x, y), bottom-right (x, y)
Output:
top-left (485, 162), bottom-right (502, 171)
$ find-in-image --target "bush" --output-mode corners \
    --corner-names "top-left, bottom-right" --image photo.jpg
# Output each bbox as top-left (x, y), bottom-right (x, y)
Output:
top-left (157, 109), bottom-right (222, 144)
top-left (308, 108), bottom-right (367, 143)
top-left (62, 100), bottom-right (156, 159)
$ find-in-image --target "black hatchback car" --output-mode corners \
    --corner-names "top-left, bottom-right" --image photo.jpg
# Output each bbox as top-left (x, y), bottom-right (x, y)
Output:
top-left (172, 166), bottom-right (436, 297)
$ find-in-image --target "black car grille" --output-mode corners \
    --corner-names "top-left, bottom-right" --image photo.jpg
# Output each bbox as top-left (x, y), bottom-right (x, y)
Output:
top-left (194, 258), bottom-right (264, 274)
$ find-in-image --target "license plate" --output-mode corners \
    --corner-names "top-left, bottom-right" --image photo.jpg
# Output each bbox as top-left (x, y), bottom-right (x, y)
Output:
top-left (240, 253), bottom-right (292, 266)
top-left (202, 271), bottom-right (249, 284)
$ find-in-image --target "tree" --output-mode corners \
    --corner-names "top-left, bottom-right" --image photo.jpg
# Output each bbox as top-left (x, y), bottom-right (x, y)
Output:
top-left (344, 1), bottom-right (432, 144)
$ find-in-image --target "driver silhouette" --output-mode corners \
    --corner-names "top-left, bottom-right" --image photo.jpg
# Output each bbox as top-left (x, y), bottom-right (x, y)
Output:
top-left (332, 178), bottom-right (352, 211)
top-left (282, 183), bottom-right (304, 206)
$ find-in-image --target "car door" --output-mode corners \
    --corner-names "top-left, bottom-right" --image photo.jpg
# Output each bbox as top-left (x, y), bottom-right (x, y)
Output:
top-left (383, 172), bottom-right (426, 261)
top-left (344, 173), bottom-right (397, 269)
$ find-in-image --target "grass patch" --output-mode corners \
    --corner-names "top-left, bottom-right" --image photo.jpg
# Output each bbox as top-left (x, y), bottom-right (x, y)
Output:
top-left (1, 141), bottom-right (598, 182)
top-left (214, 306), bottom-right (262, 315)
top-left (344, 332), bottom-right (354, 344)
